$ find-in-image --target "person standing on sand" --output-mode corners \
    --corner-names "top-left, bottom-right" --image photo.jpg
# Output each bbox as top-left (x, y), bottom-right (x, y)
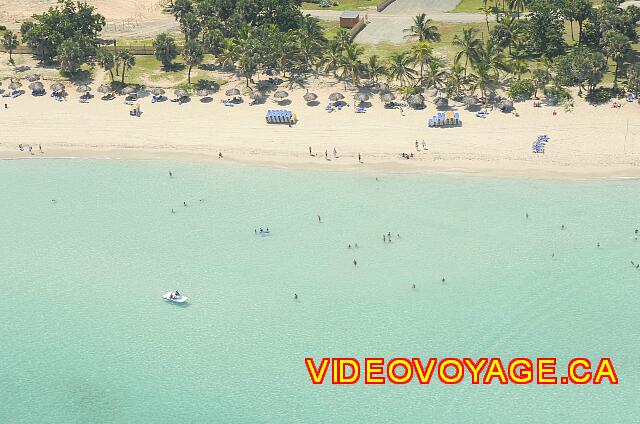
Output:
top-left (333, 148), bottom-right (337, 158)
top-left (358, 153), bottom-right (361, 163)
top-left (309, 146), bottom-right (312, 156)
top-left (415, 141), bottom-right (419, 151)
top-left (422, 140), bottom-right (426, 150)
top-left (39, 144), bottom-right (43, 154)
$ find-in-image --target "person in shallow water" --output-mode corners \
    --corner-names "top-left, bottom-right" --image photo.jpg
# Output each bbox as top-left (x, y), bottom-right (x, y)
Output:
top-left (294, 293), bottom-right (298, 300)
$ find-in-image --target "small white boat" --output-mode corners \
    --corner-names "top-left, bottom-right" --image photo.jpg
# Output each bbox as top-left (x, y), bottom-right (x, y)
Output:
top-left (162, 291), bottom-right (189, 303)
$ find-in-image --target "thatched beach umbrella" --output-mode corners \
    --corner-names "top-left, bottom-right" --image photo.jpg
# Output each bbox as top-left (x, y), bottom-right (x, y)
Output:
top-left (29, 81), bottom-right (44, 92)
top-left (354, 92), bottom-right (369, 102)
top-left (329, 92), bottom-right (344, 102)
top-left (76, 84), bottom-right (91, 93)
top-left (499, 99), bottom-right (514, 112)
top-left (9, 81), bottom-right (22, 91)
top-left (435, 97), bottom-right (449, 109)
top-left (249, 91), bottom-right (266, 101)
top-left (407, 94), bottom-right (425, 108)
top-left (97, 84), bottom-right (111, 94)
top-left (381, 92), bottom-right (395, 103)
top-left (463, 96), bottom-right (478, 109)
top-left (274, 90), bottom-right (289, 100)
top-left (225, 88), bottom-right (241, 96)
top-left (197, 89), bottom-right (210, 97)
top-left (174, 88), bottom-right (188, 98)
top-left (151, 88), bottom-right (165, 96)
top-left (26, 74), bottom-right (40, 82)
top-left (50, 82), bottom-right (65, 93)
top-left (377, 82), bottom-right (390, 93)
top-left (303, 92), bottom-right (317, 102)
top-left (122, 86), bottom-right (136, 95)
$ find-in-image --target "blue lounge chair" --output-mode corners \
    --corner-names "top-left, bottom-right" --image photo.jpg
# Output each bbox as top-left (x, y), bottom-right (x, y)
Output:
top-left (356, 107), bottom-right (366, 113)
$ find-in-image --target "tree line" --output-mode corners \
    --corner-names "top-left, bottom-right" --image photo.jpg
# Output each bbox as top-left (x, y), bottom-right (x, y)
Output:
top-left (4, 0), bottom-right (640, 102)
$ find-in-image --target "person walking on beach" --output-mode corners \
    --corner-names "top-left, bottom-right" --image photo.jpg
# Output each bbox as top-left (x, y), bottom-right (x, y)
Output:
top-left (39, 144), bottom-right (43, 154)
top-left (218, 152), bottom-right (223, 158)
top-left (358, 153), bottom-right (362, 163)
top-left (415, 141), bottom-right (419, 151)
top-left (309, 146), bottom-right (312, 156)
top-left (422, 140), bottom-right (426, 150)
top-left (333, 148), bottom-right (337, 158)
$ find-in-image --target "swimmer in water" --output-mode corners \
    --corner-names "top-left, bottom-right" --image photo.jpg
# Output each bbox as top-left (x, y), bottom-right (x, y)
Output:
top-left (397, 233), bottom-right (400, 239)
top-left (348, 244), bottom-right (352, 249)
top-left (526, 212), bottom-right (529, 219)
top-left (318, 215), bottom-right (322, 223)
top-left (597, 242), bottom-right (600, 248)
top-left (561, 224), bottom-right (565, 230)
top-left (355, 243), bottom-right (358, 248)
top-left (353, 259), bottom-right (357, 267)
top-left (635, 228), bottom-right (638, 235)
top-left (441, 277), bottom-right (445, 284)
top-left (412, 283), bottom-right (416, 289)
top-left (552, 253), bottom-right (555, 258)
top-left (383, 235), bottom-right (386, 242)
top-left (254, 229), bottom-right (257, 234)
top-left (169, 171), bottom-right (173, 178)
top-left (294, 293), bottom-right (298, 300)
top-left (183, 202), bottom-right (187, 207)
top-left (171, 208), bottom-right (175, 214)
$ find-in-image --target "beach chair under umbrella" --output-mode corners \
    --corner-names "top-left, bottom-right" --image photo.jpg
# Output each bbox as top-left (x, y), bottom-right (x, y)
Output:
top-left (303, 92), bottom-right (317, 103)
top-left (435, 97), bottom-right (449, 109)
top-left (381, 92), bottom-right (395, 104)
top-left (376, 82), bottom-right (390, 93)
top-left (329, 92), bottom-right (344, 102)
top-left (249, 91), bottom-right (266, 105)
top-left (151, 88), bottom-right (165, 96)
top-left (9, 81), bottom-right (22, 91)
top-left (407, 94), bottom-right (425, 109)
top-left (463, 96), bottom-right (478, 109)
top-left (354, 92), bottom-right (369, 102)
top-left (274, 90), bottom-right (289, 101)
top-left (498, 99), bottom-right (514, 112)
top-left (28, 82), bottom-right (44, 93)
top-left (197, 89), bottom-right (210, 97)
top-left (77, 85), bottom-right (91, 93)
top-left (51, 82), bottom-right (65, 93)
top-left (174, 88), bottom-right (188, 98)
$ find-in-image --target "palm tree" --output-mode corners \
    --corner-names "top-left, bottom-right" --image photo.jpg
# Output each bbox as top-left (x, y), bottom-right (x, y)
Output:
top-left (403, 14), bottom-right (441, 42)
top-left (339, 43), bottom-right (364, 88)
top-left (509, 0), bottom-right (527, 19)
top-left (531, 67), bottom-right (550, 98)
top-left (410, 41), bottom-right (433, 82)
top-left (469, 63), bottom-right (497, 99)
top-left (453, 28), bottom-right (482, 76)
top-left (478, 40), bottom-right (511, 79)
top-left (602, 30), bottom-right (630, 86)
top-left (182, 40), bottom-right (204, 84)
top-left (386, 52), bottom-right (417, 86)
top-left (116, 50), bottom-right (136, 84)
top-left (218, 38), bottom-right (239, 68)
top-left (96, 48), bottom-right (115, 81)
top-left (444, 63), bottom-right (468, 99)
top-left (422, 60), bottom-right (447, 97)
top-left (366, 55), bottom-right (386, 84)
top-left (323, 40), bottom-right (343, 77)
top-left (2, 30), bottom-right (19, 64)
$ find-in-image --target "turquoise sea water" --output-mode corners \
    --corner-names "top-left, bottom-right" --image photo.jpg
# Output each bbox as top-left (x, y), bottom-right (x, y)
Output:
top-left (0, 160), bottom-right (638, 423)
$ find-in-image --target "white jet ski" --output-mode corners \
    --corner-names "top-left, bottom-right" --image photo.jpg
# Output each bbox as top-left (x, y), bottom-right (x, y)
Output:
top-left (162, 291), bottom-right (189, 303)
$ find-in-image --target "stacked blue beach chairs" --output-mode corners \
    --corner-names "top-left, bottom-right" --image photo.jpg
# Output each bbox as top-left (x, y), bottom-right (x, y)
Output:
top-left (532, 135), bottom-right (549, 153)
top-left (266, 110), bottom-right (295, 124)
top-left (428, 111), bottom-right (461, 127)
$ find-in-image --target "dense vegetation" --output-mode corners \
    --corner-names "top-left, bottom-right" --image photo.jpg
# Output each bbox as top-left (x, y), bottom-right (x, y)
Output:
top-left (8, 0), bottom-right (640, 104)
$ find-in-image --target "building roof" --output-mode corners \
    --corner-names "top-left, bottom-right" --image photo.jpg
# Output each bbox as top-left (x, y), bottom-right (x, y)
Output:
top-left (340, 11), bottom-right (359, 19)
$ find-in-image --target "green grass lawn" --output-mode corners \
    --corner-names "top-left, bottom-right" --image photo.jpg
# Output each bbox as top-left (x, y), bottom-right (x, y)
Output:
top-left (302, 0), bottom-right (376, 11)
top-left (320, 20), bottom-right (341, 40)
top-left (119, 54), bottom-right (226, 90)
top-left (453, 0), bottom-right (491, 13)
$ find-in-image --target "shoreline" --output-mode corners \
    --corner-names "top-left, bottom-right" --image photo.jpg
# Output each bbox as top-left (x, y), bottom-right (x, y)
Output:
top-left (4, 147), bottom-right (640, 181)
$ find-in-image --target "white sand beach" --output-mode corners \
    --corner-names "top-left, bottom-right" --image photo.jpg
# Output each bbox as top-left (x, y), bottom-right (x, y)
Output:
top-left (2, 74), bottom-right (639, 179)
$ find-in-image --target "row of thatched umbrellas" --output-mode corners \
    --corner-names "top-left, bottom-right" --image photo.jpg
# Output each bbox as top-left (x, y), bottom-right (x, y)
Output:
top-left (5, 75), bottom-right (504, 110)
